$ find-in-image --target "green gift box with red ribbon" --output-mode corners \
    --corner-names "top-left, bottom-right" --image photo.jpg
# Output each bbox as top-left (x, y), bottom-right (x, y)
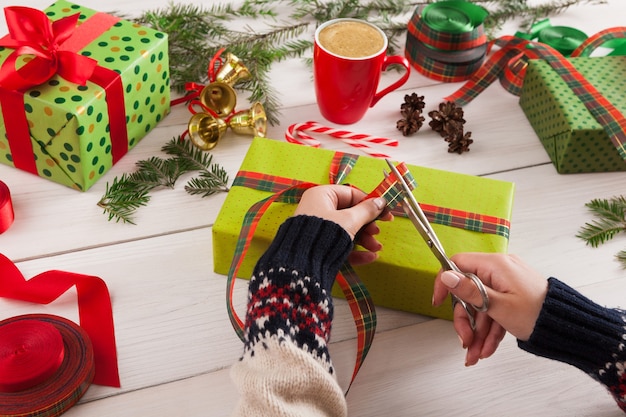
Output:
top-left (520, 56), bottom-right (626, 174)
top-left (0, 1), bottom-right (170, 191)
top-left (213, 138), bottom-right (515, 320)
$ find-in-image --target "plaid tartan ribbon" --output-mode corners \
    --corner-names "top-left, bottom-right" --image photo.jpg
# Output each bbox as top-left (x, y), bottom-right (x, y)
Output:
top-left (445, 28), bottom-right (626, 162)
top-left (404, 3), bottom-right (488, 82)
top-left (227, 152), bottom-right (375, 391)
top-left (227, 154), bottom-right (511, 390)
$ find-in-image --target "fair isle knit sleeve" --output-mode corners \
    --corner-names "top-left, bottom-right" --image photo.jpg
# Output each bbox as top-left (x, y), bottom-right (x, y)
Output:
top-left (230, 215), bottom-right (353, 417)
top-left (518, 278), bottom-right (626, 413)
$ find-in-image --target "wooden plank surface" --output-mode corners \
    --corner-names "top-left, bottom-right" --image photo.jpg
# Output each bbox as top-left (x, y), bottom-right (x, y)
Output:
top-left (1, 1), bottom-right (625, 416)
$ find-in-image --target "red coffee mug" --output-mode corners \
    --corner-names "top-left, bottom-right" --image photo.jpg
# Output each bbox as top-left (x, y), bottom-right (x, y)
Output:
top-left (314, 18), bottom-right (410, 125)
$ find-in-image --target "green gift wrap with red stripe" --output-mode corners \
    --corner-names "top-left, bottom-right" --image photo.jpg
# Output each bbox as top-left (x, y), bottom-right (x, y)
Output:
top-left (520, 56), bottom-right (626, 174)
top-left (213, 138), bottom-right (515, 320)
top-left (0, 1), bottom-right (170, 191)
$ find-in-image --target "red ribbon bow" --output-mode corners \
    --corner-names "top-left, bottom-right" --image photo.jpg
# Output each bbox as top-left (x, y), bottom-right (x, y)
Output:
top-left (0, 6), bottom-right (98, 91)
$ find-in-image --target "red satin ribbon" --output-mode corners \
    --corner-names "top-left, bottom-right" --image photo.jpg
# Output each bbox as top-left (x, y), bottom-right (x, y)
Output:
top-left (0, 254), bottom-right (120, 387)
top-left (0, 314), bottom-right (95, 417)
top-left (0, 6), bottom-right (128, 176)
top-left (0, 319), bottom-right (65, 393)
top-left (0, 181), bottom-right (14, 233)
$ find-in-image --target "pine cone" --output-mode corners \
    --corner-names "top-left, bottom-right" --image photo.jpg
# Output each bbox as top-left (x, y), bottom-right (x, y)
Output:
top-left (447, 131), bottom-right (473, 154)
top-left (401, 93), bottom-right (425, 114)
top-left (428, 101), bottom-right (466, 138)
top-left (396, 110), bottom-right (424, 136)
top-left (442, 119), bottom-right (464, 140)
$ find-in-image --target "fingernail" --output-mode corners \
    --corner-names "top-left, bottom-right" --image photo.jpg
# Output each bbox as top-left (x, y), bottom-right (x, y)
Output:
top-left (373, 197), bottom-right (386, 210)
top-left (458, 335), bottom-right (466, 349)
top-left (441, 270), bottom-right (461, 289)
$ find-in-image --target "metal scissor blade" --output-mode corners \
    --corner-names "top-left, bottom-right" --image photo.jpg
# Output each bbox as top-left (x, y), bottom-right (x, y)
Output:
top-left (384, 160), bottom-right (486, 330)
top-left (385, 160), bottom-right (454, 270)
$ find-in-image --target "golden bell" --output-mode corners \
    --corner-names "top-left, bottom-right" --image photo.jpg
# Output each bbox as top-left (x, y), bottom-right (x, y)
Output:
top-left (198, 82), bottom-right (237, 117)
top-left (228, 102), bottom-right (267, 138)
top-left (187, 112), bottom-right (228, 151)
top-left (215, 52), bottom-right (252, 86)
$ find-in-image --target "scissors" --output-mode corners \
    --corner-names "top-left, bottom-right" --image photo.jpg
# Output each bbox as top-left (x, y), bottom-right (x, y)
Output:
top-left (385, 159), bottom-right (489, 330)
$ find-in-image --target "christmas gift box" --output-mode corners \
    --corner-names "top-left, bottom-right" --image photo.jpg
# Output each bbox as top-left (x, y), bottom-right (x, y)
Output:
top-left (519, 56), bottom-right (626, 174)
top-left (0, 1), bottom-right (170, 191)
top-left (213, 138), bottom-right (515, 320)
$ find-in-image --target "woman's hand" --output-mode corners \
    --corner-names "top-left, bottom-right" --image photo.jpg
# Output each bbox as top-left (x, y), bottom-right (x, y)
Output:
top-left (294, 185), bottom-right (393, 265)
top-left (432, 253), bottom-right (549, 366)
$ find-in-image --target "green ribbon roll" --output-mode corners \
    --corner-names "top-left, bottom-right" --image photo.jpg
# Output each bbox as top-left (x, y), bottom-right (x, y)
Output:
top-left (422, 0), bottom-right (489, 34)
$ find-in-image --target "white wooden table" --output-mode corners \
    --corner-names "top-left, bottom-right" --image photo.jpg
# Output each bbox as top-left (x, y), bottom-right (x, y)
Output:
top-left (1, 1), bottom-right (625, 416)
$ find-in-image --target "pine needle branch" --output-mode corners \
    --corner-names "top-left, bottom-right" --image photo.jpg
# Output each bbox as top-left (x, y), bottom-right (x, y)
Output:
top-left (133, 0), bottom-right (602, 126)
top-left (576, 196), bottom-right (626, 268)
top-left (97, 174), bottom-right (151, 224)
top-left (99, 137), bottom-right (230, 224)
top-left (185, 166), bottom-right (231, 197)
top-left (577, 196), bottom-right (626, 247)
top-left (162, 137), bottom-right (216, 172)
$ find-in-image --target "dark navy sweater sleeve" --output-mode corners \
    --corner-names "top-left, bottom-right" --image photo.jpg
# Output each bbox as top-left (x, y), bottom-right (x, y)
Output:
top-left (518, 277), bottom-right (626, 412)
top-left (241, 215), bottom-right (353, 375)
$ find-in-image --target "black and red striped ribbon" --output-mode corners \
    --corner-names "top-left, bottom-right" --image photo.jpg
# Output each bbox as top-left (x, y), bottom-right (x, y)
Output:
top-left (443, 29), bottom-right (626, 162)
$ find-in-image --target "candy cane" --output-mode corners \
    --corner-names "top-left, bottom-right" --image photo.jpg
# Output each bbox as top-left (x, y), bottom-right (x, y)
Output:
top-left (285, 121), bottom-right (398, 158)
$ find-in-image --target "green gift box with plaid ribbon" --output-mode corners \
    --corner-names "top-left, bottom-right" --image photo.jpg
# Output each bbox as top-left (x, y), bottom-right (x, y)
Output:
top-left (519, 56), bottom-right (626, 174)
top-left (0, 1), bottom-right (170, 191)
top-left (212, 138), bottom-right (515, 320)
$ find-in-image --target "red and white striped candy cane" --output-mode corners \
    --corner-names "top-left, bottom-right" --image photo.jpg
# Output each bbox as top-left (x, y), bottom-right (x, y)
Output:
top-left (285, 121), bottom-right (398, 158)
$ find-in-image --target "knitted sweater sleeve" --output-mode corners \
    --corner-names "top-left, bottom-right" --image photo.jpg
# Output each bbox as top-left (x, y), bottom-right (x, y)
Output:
top-left (230, 215), bottom-right (353, 417)
top-left (518, 277), bottom-right (626, 413)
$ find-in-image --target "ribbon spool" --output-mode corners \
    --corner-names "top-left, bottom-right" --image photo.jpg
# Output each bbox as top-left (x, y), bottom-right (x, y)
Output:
top-left (188, 102), bottom-right (267, 151)
top-left (405, 0), bottom-right (489, 82)
top-left (0, 314), bottom-right (95, 417)
top-left (0, 181), bottom-right (14, 234)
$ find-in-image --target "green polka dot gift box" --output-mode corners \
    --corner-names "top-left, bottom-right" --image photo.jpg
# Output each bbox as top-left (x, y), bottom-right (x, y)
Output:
top-left (212, 138), bottom-right (514, 319)
top-left (519, 56), bottom-right (626, 174)
top-left (0, 1), bottom-right (170, 191)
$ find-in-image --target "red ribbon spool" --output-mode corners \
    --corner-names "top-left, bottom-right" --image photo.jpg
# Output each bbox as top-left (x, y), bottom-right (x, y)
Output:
top-left (0, 314), bottom-right (95, 417)
top-left (0, 181), bottom-right (14, 234)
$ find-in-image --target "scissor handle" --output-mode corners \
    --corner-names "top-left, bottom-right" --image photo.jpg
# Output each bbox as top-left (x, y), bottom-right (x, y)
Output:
top-left (448, 266), bottom-right (490, 331)
top-left (452, 295), bottom-right (477, 330)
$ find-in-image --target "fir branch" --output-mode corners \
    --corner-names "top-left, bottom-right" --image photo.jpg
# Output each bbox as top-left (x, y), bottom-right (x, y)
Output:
top-left (185, 167), bottom-right (231, 197)
top-left (134, 156), bottom-right (180, 188)
top-left (576, 196), bottom-right (626, 268)
top-left (577, 196), bottom-right (626, 247)
top-left (483, 0), bottom-right (607, 37)
top-left (99, 137), bottom-right (230, 224)
top-left (162, 136), bottom-right (217, 171)
top-left (97, 174), bottom-right (151, 224)
top-left (134, 0), bottom-right (602, 126)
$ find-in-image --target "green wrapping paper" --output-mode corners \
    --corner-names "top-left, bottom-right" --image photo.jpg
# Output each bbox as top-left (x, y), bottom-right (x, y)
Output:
top-left (519, 56), bottom-right (626, 174)
top-left (213, 138), bottom-right (515, 319)
top-left (0, 1), bottom-right (170, 191)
